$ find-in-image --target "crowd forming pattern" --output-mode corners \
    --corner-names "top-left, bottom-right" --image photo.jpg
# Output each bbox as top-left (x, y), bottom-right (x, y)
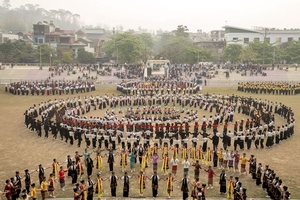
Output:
top-left (5, 79), bottom-right (293, 200)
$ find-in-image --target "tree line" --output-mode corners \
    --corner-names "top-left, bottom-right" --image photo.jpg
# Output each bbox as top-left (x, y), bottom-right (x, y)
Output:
top-left (102, 25), bottom-right (214, 64)
top-left (223, 41), bottom-right (300, 65)
top-left (0, 41), bottom-right (95, 65)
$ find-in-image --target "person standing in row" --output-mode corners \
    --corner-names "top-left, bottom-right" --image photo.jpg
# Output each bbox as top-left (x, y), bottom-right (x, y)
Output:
top-left (181, 174), bottom-right (189, 200)
top-left (58, 166), bottom-right (68, 191)
top-left (86, 154), bottom-right (94, 177)
top-left (86, 176), bottom-right (94, 200)
top-left (40, 177), bottom-right (48, 200)
top-left (182, 157), bottom-right (190, 176)
top-left (24, 169), bottom-right (31, 194)
top-left (109, 171), bottom-right (117, 197)
top-left (29, 183), bottom-right (41, 200)
top-left (95, 173), bottom-right (104, 199)
top-left (150, 170), bottom-right (159, 198)
top-left (48, 173), bottom-right (55, 198)
top-left (165, 173), bottom-right (174, 199)
top-left (107, 151), bottom-right (115, 172)
top-left (204, 166), bottom-right (216, 189)
top-left (219, 170), bottom-right (227, 194)
top-left (70, 161), bottom-right (78, 184)
top-left (137, 171), bottom-right (146, 196)
top-left (122, 171), bottom-right (130, 197)
top-left (192, 160), bottom-right (202, 180)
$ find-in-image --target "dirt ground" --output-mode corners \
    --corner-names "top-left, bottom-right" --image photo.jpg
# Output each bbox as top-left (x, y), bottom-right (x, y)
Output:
top-left (0, 85), bottom-right (299, 199)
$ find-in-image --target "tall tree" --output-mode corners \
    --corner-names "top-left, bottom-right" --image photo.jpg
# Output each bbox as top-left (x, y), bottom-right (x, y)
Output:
top-left (223, 44), bottom-right (243, 63)
top-left (0, 40), bottom-right (33, 62)
top-left (33, 44), bottom-right (55, 64)
top-left (173, 25), bottom-right (189, 37)
top-left (77, 49), bottom-right (96, 64)
top-left (248, 41), bottom-right (276, 64)
top-left (103, 32), bottom-right (144, 64)
top-left (239, 46), bottom-right (256, 63)
top-left (138, 33), bottom-right (154, 62)
top-left (60, 50), bottom-right (74, 64)
top-left (283, 41), bottom-right (300, 64)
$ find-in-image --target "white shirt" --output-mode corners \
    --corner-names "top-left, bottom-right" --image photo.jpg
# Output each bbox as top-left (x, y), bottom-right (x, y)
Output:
top-left (182, 160), bottom-right (190, 169)
top-left (170, 158), bottom-right (179, 166)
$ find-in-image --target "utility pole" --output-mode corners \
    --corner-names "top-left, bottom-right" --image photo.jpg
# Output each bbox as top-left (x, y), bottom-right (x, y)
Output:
top-left (262, 28), bottom-right (268, 65)
top-left (39, 46), bottom-right (42, 69)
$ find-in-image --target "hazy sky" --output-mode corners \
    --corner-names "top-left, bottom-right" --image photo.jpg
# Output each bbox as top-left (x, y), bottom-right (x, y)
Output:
top-left (10, 0), bottom-right (300, 32)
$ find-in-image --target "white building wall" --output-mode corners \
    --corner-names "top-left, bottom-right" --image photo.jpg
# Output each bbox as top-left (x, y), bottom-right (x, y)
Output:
top-left (226, 32), bottom-right (300, 45)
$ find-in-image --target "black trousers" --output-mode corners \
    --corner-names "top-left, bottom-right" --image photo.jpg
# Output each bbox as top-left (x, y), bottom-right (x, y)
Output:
top-left (109, 163), bottom-right (114, 171)
top-left (71, 171), bottom-right (77, 184)
top-left (87, 167), bottom-right (92, 176)
top-left (183, 192), bottom-right (189, 200)
top-left (111, 188), bottom-right (116, 197)
top-left (152, 188), bottom-right (158, 197)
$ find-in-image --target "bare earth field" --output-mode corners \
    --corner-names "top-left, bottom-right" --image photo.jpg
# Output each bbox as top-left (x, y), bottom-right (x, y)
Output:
top-left (0, 67), bottom-right (299, 199)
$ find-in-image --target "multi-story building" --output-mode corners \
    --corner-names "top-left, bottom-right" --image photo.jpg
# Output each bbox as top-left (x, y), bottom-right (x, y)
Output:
top-left (189, 30), bottom-right (225, 61)
top-left (33, 21), bottom-right (55, 44)
top-left (224, 25), bottom-right (300, 45)
top-left (0, 32), bottom-right (19, 43)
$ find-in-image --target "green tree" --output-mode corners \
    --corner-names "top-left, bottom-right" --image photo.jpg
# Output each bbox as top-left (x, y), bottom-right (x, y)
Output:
top-left (103, 32), bottom-right (144, 64)
top-left (138, 33), bottom-right (154, 62)
top-left (0, 40), bottom-right (33, 63)
top-left (248, 41), bottom-right (276, 64)
top-left (223, 44), bottom-right (243, 63)
top-left (160, 36), bottom-right (192, 63)
top-left (33, 43), bottom-right (55, 64)
top-left (60, 50), bottom-right (74, 64)
top-left (283, 41), bottom-right (300, 64)
top-left (239, 46), bottom-right (256, 63)
top-left (77, 49), bottom-right (96, 64)
top-left (173, 25), bottom-right (189, 37)
top-left (153, 32), bottom-right (175, 55)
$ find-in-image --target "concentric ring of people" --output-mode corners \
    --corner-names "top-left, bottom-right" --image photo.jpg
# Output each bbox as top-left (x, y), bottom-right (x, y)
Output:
top-left (6, 79), bottom-right (96, 96)
top-left (237, 81), bottom-right (300, 95)
top-left (24, 90), bottom-right (294, 153)
top-left (117, 78), bottom-right (201, 96)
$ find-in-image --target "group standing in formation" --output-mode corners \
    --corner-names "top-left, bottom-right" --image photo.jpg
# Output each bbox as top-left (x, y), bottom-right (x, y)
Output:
top-left (11, 78), bottom-right (295, 199)
top-left (5, 80), bottom-right (95, 96)
top-left (238, 81), bottom-right (300, 95)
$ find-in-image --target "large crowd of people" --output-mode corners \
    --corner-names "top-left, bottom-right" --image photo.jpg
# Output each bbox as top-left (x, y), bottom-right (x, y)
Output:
top-left (1, 146), bottom-right (291, 200)
top-left (117, 78), bottom-right (201, 96)
top-left (5, 80), bottom-right (96, 96)
top-left (237, 81), bottom-right (300, 95)
top-left (17, 81), bottom-right (294, 199)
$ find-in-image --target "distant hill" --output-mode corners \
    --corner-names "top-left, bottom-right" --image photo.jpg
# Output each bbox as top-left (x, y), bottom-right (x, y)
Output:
top-left (0, 3), bottom-right (81, 33)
